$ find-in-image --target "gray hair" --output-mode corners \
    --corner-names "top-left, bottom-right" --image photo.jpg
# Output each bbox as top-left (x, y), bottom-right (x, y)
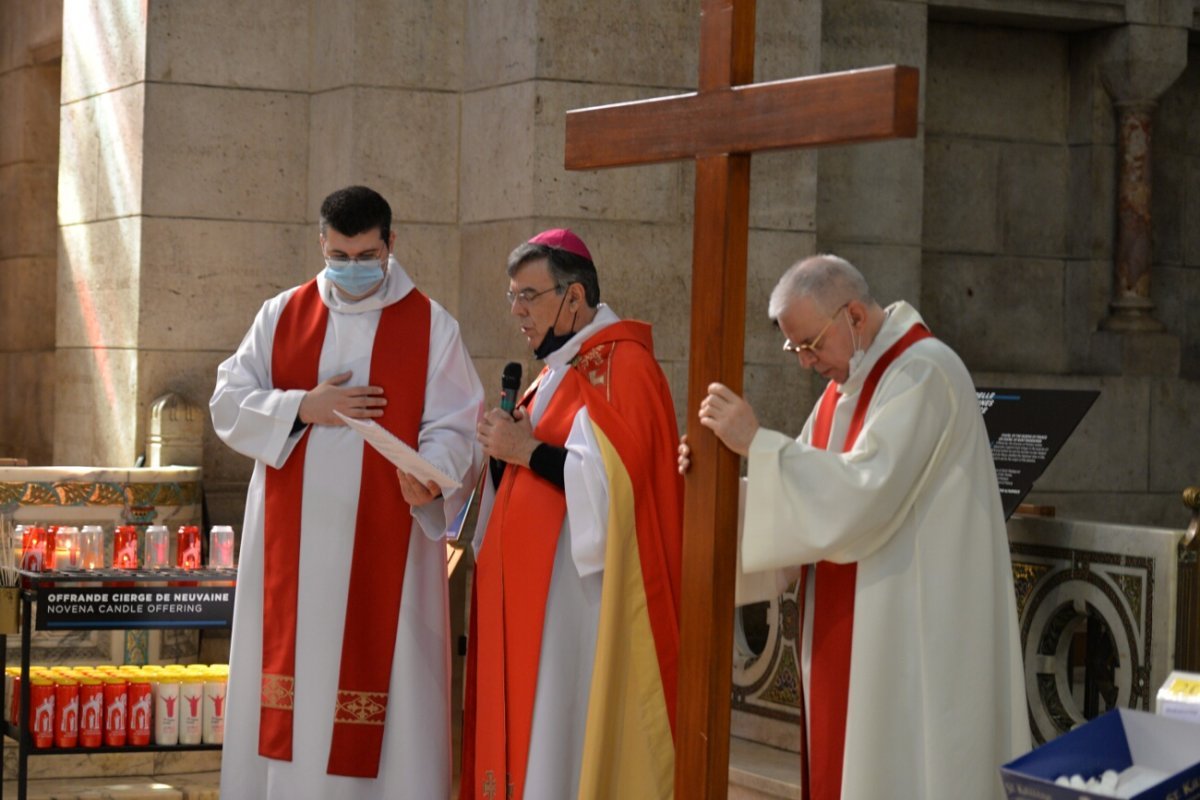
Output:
top-left (506, 242), bottom-right (601, 308)
top-left (767, 254), bottom-right (873, 321)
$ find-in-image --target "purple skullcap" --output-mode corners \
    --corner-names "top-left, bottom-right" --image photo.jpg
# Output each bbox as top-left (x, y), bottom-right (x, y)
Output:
top-left (527, 228), bottom-right (593, 262)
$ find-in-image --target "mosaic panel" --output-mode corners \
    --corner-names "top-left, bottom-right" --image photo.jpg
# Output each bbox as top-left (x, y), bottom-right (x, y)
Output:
top-left (731, 579), bottom-right (803, 752)
top-left (1008, 515), bottom-right (1182, 745)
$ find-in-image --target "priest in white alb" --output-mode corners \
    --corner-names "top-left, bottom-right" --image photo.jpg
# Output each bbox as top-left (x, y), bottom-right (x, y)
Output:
top-left (679, 254), bottom-right (1031, 800)
top-left (210, 185), bottom-right (483, 800)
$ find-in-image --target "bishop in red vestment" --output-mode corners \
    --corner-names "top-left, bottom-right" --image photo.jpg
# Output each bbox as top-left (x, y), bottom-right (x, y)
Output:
top-left (462, 229), bottom-right (683, 800)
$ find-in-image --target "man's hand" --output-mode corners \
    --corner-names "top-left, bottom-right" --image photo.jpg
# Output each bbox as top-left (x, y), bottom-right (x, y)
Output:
top-left (478, 407), bottom-right (539, 467)
top-left (677, 434), bottom-right (691, 475)
top-left (298, 371), bottom-right (386, 426)
top-left (698, 382), bottom-right (759, 457)
top-left (396, 469), bottom-right (441, 508)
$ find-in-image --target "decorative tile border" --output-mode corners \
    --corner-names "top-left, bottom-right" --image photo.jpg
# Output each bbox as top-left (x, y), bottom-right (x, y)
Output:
top-left (0, 480), bottom-right (201, 512)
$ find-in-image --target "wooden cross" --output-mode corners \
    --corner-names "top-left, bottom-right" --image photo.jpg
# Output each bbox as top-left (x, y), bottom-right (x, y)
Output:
top-left (563, 1), bottom-right (918, 798)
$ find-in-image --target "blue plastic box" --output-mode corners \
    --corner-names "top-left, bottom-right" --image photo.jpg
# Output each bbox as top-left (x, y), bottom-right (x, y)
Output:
top-left (1000, 709), bottom-right (1200, 799)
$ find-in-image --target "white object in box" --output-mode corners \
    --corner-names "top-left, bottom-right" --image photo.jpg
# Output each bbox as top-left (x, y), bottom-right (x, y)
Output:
top-left (1156, 670), bottom-right (1200, 723)
top-left (1000, 708), bottom-right (1200, 800)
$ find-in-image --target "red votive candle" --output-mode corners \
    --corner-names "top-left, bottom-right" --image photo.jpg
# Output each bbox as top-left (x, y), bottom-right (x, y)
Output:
top-left (113, 526), bottom-right (139, 570)
top-left (29, 678), bottom-right (54, 749)
top-left (103, 678), bottom-right (127, 746)
top-left (78, 676), bottom-right (103, 747)
top-left (176, 525), bottom-right (201, 570)
top-left (53, 678), bottom-right (79, 748)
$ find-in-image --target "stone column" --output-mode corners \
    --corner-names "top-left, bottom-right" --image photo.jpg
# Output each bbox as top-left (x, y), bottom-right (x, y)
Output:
top-left (1098, 24), bottom-right (1187, 332)
top-left (55, 0), bottom-right (311, 493)
top-left (0, 0), bottom-right (62, 463)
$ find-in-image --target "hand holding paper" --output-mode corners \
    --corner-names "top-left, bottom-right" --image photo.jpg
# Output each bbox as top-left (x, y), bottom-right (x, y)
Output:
top-left (396, 469), bottom-right (442, 507)
top-left (333, 411), bottom-right (461, 493)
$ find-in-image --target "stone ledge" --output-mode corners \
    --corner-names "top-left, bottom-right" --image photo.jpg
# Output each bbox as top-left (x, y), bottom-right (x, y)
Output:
top-left (2, 770), bottom-right (220, 799)
top-left (729, 735), bottom-right (802, 800)
top-left (1085, 330), bottom-right (1182, 376)
top-left (1, 742), bottom-right (221, 784)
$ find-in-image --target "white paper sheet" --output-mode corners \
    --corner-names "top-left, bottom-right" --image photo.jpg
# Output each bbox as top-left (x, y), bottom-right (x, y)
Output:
top-left (333, 411), bottom-right (461, 491)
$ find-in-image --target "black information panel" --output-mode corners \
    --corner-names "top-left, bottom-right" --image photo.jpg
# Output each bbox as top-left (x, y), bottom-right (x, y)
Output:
top-left (976, 388), bottom-right (1099, 520)
top-left (29, 570), bottom-right (236, 630)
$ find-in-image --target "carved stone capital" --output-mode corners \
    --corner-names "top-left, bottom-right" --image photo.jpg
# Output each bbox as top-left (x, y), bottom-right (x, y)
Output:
top-left (1099, 24), bottom-right (1187, 106)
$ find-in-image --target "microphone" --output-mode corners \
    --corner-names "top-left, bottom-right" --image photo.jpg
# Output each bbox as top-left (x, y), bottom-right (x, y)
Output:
top-left (499, 361), bottom-right (522, 416)
top-left (490, 362), bottom-right (523, 488)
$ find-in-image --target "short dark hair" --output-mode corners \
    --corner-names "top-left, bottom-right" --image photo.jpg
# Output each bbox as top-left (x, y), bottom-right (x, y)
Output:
top-left (506, 242), bottom-right (601, 307)
top-left (319, 186), bottom-right (392, 242)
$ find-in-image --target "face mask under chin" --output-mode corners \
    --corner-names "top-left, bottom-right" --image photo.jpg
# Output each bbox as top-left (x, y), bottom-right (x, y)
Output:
top-left (534, 290), bottom-right (578, 360)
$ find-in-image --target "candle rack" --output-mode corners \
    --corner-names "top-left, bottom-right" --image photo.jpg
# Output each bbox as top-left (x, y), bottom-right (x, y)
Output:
top-left (0, 567), bottom-right (236, 800)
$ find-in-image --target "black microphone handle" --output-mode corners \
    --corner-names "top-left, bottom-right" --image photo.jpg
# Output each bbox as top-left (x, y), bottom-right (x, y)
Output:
top-left (491, 364), bottom-right (523, 489)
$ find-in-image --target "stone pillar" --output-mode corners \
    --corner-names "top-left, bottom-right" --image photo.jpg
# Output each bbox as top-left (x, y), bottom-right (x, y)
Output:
top-left (0, 0), bottom-right (62, 463)
top-left (1098, 24), bottom-right (1187, 333)
top-left (55, 0), bottom-right (311, 489)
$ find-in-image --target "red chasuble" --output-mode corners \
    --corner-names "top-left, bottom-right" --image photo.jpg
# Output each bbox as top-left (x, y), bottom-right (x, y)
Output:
top-left (261, 278), bottom-right (430, 777)
top-left (460, 320), bottom-right (683, 800)
top-left (802, 323), bottom-right (931, 800)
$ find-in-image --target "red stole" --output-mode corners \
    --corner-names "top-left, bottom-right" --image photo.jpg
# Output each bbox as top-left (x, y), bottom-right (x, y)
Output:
top-left (262, 279), bottom-right (431, 777)
top-left (803, 323), bottom-right (932, 800)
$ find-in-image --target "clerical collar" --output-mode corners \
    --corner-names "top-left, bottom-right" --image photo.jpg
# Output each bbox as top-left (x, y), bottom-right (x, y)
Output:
top-left (541, 304), bottom-right (619, 368)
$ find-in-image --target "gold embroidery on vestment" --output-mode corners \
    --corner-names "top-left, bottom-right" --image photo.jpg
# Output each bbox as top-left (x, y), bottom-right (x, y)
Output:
top-left (260, 674), bottom-right (294, 710)
top-left (333, 689), bottom-right (388, 725)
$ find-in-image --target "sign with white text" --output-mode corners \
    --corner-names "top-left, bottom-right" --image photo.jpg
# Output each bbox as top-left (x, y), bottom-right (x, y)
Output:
top-left (35, 586), bottom-right (235, 630)
top-left (976, 388), bottom-right (1099, 520)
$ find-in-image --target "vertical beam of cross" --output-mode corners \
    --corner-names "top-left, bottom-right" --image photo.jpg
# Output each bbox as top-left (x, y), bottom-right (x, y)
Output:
top-left (673, 3), bottom-right (756, 798)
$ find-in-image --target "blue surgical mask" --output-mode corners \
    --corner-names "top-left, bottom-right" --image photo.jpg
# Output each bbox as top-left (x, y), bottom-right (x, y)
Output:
top-left (324, 258), bottom-right (385, 296)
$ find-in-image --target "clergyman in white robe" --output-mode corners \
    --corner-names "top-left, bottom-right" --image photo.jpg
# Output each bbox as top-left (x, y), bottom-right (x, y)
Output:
top-left (739, 299), bottom-right (1031, 800)
top-left (211, 259), bottom-right (482, 800)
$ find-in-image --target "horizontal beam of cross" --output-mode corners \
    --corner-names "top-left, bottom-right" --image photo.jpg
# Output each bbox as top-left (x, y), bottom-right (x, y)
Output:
top-left (565, 65), bottom-right (919, 170)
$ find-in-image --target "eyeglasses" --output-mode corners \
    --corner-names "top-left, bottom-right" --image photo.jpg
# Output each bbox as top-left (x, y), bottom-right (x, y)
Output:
top-left (506, 285), bottom-right (561, 307)
top-left (324, 248), bottom-right (385, 265)
top-left (783, 303), bottom-right (849, 354)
